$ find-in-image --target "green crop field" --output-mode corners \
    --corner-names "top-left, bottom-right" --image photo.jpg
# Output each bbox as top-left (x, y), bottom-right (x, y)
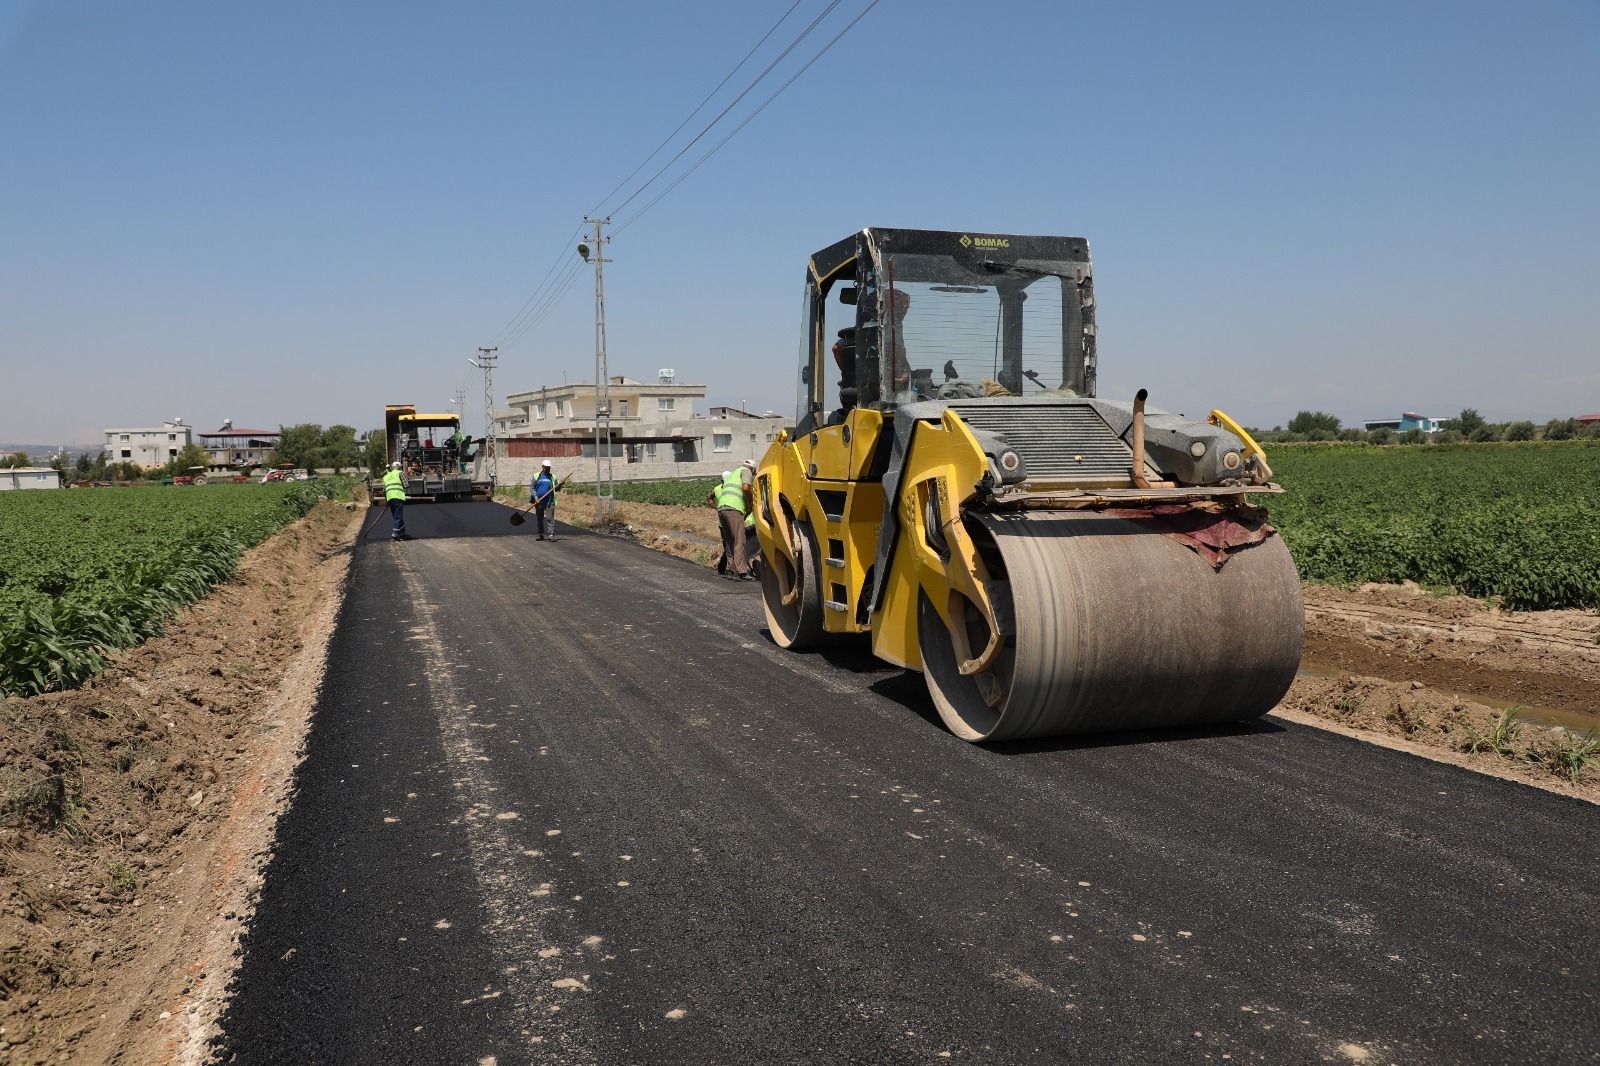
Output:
top-left (0, 481), bottom-right (348, 697)
top-left (558, 479), bottom-right (719, 508)
top-left (1266, 441), bottom-right (1600, 610)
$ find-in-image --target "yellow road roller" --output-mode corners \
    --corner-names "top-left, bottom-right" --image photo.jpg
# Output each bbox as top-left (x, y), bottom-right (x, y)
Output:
top-left (754, 228), bottom-right (1303, 742)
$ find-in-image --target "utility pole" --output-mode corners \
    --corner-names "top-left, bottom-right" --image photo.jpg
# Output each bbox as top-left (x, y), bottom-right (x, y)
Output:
top-left (450, 389), bottom-right (466, 418)
top-left (474, 347), bottom-right (498, 487)
top-left (579, 217), bottom-right (614, 525)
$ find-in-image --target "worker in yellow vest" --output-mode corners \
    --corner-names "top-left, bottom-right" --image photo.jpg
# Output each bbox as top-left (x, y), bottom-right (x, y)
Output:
top-left (383, 462), bottom-right (412, 541)
top-left (707, 459), bottom-right (755, 580)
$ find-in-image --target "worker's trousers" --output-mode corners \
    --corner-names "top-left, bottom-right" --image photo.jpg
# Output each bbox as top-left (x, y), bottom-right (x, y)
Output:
top-left (388, 499), bottom-right (405, 537)
top-left (535, 497), bottom-right (555, 538)
top-left (718, 507), bottom-right (749, 576)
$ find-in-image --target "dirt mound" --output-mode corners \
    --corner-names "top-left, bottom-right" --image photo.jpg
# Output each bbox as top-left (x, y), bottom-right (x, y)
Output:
top-left (0, 498), bottom-right (360, 1064)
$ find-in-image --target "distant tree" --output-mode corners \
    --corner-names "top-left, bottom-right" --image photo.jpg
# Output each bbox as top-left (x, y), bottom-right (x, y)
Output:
top-left (362, 429), bottom-right (387, 477)
top-left (1400, 428), bottom-right (1426, 445)
top-left (1306, 428), bottom-right (1334, 442)
top-left (1543, 418), bottom-right (1576, 441)
top-left (271, 423), bottom-right (325, 473)
top-left (109, 461), bottom-right (143, 482)
top-left (1287, 411), bottom-right (1341, 434)
top-left (1367, 427), bottom-right (1395, 445)
top-left (317, 424), bottom-right (361, 474)
top-left (1432, 429), bottom-right (1463, 445)
top-left (74, 452), bottom-right (94, 476)
top-left (0, 452), bottom-right (30, 468)
top-left (1579, 420), bottom-right (1600, 440)
top-left (1456, 408), bottom-right (1486, 436)
top-left (1504, 421), bottom-right (1536, 442)
top-left (163, 443), bottom-right (211, 477)
top-left (1468, 424), bottom-right (1501, 443)
top-left (1336, 427), bottom-right (1365, 442)
top-left (48, 452), bottom-right (68, 474)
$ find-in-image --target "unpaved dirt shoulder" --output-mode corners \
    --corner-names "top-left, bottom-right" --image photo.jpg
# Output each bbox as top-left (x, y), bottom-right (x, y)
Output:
top-left (0, 498), bottom-right (364, 1065)
top-left (1302, 582), bottom-right (1600, 715)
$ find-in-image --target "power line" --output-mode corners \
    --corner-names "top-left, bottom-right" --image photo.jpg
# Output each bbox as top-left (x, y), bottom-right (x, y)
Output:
top-left (607, 0), bottom-right (848, 219)
top-left (501, 256), bottom-right (588, 350)
top-left (486, 222), bottom-right (586, 347)
top-left (483, 0), bottom-right (880, 353)
top-left (588, 0), bottom-right (808, 219)
top-left (617, 0), bottom-right (882, 235)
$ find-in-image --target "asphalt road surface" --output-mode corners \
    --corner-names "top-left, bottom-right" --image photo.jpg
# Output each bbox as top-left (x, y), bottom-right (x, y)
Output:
top-left (217, 500), bottom-right (1599, 1065)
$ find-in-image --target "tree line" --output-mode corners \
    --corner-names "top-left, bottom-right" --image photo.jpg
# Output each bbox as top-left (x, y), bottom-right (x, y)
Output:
top-left (9, 424), bottom-right (388, 482)
top-left (1250, 409), bottom-right (1597, 446)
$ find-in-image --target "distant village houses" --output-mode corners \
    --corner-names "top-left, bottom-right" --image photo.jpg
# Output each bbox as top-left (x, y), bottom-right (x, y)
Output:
top-left (1361, 412), bottom-right (1442, 434)
top-left (103, 418), bottom-right (193, 468)
top-left (494, 370), bottom-right (784, 482)
top-left (0, 467), bottom-right (63, 491)
top-left (199, 421), bottom-right (281, 469)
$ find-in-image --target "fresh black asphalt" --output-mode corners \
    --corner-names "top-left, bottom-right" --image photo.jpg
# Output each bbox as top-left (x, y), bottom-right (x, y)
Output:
top-left (216, 499), bottom-right (1600, 1064)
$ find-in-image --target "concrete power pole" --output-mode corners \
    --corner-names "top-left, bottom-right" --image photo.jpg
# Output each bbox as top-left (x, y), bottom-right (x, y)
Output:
top-left (475, 347), bottom-right (498, 487)
top-left (579, 217), bottom-right (614, 525)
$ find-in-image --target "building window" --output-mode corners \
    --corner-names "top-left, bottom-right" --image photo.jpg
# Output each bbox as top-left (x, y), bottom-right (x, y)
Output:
top-left (766, 432), bottom-right (774, 441)
top-left (535, 403), bottom-right (546, 420)
top-left (120, 434), bottom-right (129, 442)
top-left (645, 442), bottom-right (657, 458)
top-left (168, 434), bottom-right (176, 442)
top-left (169, 449), bottom-right (178, 458)
top-left (658, 398), bottom-right (675, 411)
top-left (121, 450), bottom-right (131, 459)
top-left (619, 400), bottom-right (629, 417)
top-left (713, 433), bottom-right (732, 453)
top-left (749, 433), bottom-right (757, 442)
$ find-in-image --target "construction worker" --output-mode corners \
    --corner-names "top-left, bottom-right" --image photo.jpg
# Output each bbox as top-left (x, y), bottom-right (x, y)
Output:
top-left (532, 459), bottom-right (568, 541)
top-left (382, 461), bottom-right (411, 540)
top-left (709, 460), bottom-right (756, 580)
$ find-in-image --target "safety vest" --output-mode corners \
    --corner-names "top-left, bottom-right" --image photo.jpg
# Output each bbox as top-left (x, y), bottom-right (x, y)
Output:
top-left (383, 469), bottom-right (406, 501)
top-left (716, 470), bottom-right (747, 514)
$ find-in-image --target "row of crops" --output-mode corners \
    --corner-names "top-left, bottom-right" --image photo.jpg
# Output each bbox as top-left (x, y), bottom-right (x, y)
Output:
top-left (1266, 441), bottom-right (1600, 610)
top-left (0, 481), bottom-right (349, 698)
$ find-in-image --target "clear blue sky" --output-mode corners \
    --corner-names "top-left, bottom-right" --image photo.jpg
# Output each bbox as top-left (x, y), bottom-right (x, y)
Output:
top-left (2, 0), bottom-right (1597, 447)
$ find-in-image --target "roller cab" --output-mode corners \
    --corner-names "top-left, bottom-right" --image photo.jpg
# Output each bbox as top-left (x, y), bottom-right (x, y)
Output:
top-left (756, 229), bottom-right (1303, 742)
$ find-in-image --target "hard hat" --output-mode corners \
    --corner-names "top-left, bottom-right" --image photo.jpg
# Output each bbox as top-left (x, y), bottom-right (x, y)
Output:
top-left (390, 461), bottom-right (401, 470)
top-left (741, 459), bottom-right (756, 469)
top-left (541, 459), bottom-right (552, 467)
top-left (721, 470), bottom-right (731, 479)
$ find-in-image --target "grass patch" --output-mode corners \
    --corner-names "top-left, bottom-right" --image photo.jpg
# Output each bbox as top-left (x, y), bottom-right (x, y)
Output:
top-left (1461, 706), bottom-right (1525, 756)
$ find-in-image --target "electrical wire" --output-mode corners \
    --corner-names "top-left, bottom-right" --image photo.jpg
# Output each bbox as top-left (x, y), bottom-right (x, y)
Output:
top-left (502, 256), bottom-right (589, 350)
top-left (616, 0), bottom-right (881, 236)
top-left (484, 0), bottom-right (880, 354)
top-left (607, 0), bottom-right (847, 219)
top-left (588, 0), bottom-right (808, 218)
top-left (486, 222), bottom-right (585, 347)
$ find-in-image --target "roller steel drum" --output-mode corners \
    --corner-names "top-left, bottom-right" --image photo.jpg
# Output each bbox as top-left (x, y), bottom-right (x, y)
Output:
top-left (919, 511), bottom-right (1304, 742)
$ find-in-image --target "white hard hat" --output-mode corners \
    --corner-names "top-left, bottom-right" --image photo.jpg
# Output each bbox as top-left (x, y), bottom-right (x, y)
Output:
top-left (721, 470), bottom-right (730, 479)
top-left (541, 459), bottom-right (552, 467)
top-left (741, 459), bottom-right (756, 469)
top-left (390, 461), bottom-right (401, 470)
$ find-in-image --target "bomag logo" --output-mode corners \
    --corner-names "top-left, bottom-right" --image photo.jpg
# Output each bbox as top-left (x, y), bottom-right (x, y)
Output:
top-left (959, 235), bottom-right (1010, 249)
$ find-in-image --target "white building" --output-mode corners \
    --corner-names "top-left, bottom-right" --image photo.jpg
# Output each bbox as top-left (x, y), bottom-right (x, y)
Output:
top-left (0, 467), bottom-right (63, 491)
top-left (104, 419), bottom-right (193, 469)
top-left (496, 372), bottom-right (785, 483)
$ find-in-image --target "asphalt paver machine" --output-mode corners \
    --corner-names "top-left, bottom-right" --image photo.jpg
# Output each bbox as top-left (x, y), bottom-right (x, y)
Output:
top-left (370, 405), bottom-right (491, 503)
